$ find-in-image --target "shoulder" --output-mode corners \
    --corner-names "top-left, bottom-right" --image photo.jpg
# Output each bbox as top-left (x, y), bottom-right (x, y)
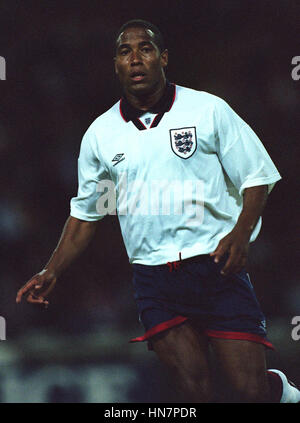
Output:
top-left (85, 100), bottom-right (121, 136)
top-left (174, 84), bottom-right (228, 112)
top-left (79, 100), bottom-right (121, 153)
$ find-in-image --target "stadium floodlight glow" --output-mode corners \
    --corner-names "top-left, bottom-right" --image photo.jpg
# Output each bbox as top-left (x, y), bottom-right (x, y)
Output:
top-left (0, 56), bottom-right (6, 80)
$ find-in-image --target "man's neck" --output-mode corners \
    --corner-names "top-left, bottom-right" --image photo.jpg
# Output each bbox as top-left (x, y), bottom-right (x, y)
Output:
top-left (124, 78), bottom-right (166, 111)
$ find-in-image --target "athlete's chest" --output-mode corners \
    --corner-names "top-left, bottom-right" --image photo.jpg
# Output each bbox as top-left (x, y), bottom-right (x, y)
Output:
top-left (99, 109), bottom-right (216, 181)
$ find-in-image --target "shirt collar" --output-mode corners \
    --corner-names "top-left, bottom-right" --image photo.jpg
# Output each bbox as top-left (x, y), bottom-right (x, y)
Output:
top-left (120, 80), bottom-right (176, 122)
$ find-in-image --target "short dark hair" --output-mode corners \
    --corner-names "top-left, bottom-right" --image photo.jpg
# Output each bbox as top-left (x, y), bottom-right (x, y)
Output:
top-left (115, 19), bottom-right (165, 53)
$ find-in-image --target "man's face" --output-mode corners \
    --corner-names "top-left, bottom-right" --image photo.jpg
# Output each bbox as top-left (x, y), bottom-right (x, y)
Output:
top-left (114, 26), bottom-right (168, 97)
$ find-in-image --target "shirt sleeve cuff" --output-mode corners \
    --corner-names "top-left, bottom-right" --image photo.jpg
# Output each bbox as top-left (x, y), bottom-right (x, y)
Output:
top-left (239, 173), bottom-right (282, 196)
top-left (70, 208), bottom-right (104, 221)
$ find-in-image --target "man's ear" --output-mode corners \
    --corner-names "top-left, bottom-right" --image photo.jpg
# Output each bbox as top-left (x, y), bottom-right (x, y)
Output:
top-left (160, 49), bottom-right (168, 69)
top-left (114, 57), bottom-right (118, 75)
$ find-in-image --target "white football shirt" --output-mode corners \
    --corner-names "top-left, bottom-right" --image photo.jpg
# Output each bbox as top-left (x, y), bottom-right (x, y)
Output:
top-left (70, 84), bottom-right (281, 265)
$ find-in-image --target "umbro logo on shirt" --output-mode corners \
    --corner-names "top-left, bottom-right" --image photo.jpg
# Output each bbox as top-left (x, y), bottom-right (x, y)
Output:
top-left (112, 153), bottom-right (125, 166)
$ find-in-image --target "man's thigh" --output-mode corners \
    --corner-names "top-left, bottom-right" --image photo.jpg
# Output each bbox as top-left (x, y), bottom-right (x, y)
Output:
top-left (151, 321), bottom-right (209, 361)
top-left (150, 321), bottom-right (213, 402)
top-left (210, 338), bottom-right (269, 402)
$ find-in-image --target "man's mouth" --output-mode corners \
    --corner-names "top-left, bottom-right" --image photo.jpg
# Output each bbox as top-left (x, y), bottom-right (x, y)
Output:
top-left (130, 71), bottom-right (146, 82)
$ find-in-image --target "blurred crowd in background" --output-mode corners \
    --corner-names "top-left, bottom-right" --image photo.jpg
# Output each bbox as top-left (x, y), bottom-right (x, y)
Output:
top-left (0, 0), bottom-right (299, 402)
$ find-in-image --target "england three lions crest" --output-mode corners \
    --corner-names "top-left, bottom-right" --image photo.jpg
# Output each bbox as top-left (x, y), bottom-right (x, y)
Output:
top-left (170, 127), bottom-right (197, 159)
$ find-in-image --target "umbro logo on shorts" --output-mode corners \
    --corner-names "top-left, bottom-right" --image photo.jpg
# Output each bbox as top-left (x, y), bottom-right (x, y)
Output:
top-left (112, 153), bottom-right (125, 166)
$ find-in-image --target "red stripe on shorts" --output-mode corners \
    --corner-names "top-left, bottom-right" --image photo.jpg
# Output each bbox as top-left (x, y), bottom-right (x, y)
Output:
top-left (205, 329), bottom-right (275, 350)
top-left (130, 315), bottom-right (188, 343)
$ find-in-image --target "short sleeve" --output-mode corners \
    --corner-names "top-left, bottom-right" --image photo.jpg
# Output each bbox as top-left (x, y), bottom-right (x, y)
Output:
top-left (214, 98), bottom-right (282, 196)
top-left (70, 130), bottom-right (111, 221)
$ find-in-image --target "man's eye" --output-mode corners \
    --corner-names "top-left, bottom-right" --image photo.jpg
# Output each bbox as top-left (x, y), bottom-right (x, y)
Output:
top-left (142, 47), bottom-right (151, 53)
top-left (120, 50), bottom-right (129, 56)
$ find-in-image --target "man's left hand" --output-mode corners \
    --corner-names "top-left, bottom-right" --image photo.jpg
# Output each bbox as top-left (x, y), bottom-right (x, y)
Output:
top-left (210, 229), bottom-right (250, 276)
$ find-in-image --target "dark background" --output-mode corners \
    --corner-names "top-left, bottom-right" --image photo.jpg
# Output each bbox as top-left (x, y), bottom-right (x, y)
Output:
top-left (0, 0), bottom-right (299, 403)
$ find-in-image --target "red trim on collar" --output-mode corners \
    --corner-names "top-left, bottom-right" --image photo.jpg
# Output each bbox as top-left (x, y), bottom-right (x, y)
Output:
top-left (119, 98), bottom-right (127, 123)
top-left (119, 82), bottom-right (177, 123)
top-left (137, 118), bottom-right (147, 130)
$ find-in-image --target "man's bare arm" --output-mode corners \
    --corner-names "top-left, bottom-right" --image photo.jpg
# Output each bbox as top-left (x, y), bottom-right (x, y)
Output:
top-left (16, 216), bottom-right (99, 305)
top-left (44, 216), bottom-right (99, 277)
top-left (210, 185), bottom-right (268, 275)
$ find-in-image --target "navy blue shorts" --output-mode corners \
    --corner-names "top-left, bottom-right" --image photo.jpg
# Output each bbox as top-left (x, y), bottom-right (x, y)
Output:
top-left (130, 254), bottom-right (274, 350)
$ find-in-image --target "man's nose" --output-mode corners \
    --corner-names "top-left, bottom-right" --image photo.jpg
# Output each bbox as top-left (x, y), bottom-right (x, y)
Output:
top-left (130, 49), bottom-right (142, 65)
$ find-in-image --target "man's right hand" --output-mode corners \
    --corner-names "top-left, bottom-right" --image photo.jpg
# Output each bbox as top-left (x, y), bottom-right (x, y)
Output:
top-left (16, 216), bottom-right (99, 307)
top-left (16, 269), bottom-right (57, 306)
